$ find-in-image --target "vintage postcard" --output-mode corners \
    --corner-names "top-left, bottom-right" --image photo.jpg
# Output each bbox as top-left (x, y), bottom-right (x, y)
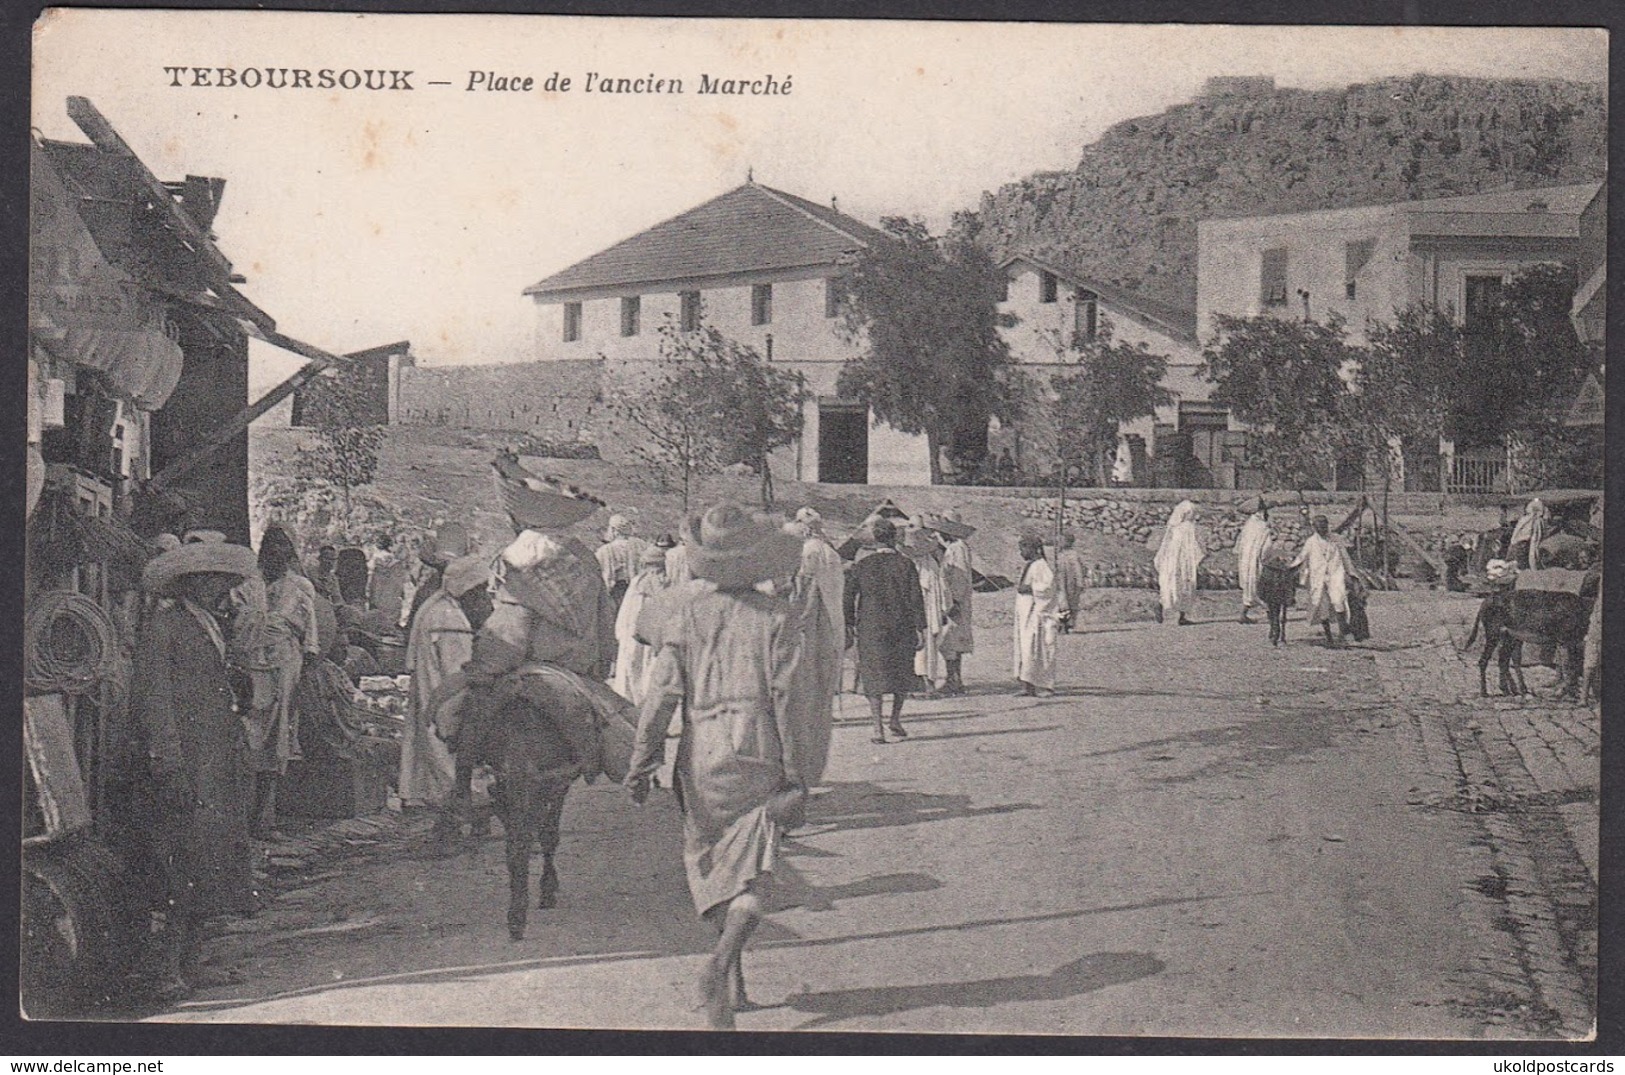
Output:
top-left (24, 10), bottom-right (1606, 1039)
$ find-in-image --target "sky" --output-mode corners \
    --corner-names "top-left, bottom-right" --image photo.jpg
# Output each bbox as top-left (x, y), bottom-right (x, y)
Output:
top-left (31, 12), bottom-right (1607, 397)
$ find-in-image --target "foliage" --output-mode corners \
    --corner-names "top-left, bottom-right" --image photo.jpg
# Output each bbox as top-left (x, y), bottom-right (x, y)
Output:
top-left (1199, 313), bottom-right (1363, 490)
top-left (835, 218), bottom-right (1015, 482)
top-left (1048, 317), bottom-right (1171, 486)
top-left (297, 366), bottom-right (385, 511)
top-left (1456, 263), bottom-right (1596, 446)
top-left (608, 317), bottom-right (807, 511)
top-left (1359, 264), bottom-right (1597, 488)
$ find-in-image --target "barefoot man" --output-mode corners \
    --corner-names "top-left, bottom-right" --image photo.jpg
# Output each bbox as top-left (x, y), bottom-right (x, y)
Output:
top-left (625, 502), bottom-right (826, 1030)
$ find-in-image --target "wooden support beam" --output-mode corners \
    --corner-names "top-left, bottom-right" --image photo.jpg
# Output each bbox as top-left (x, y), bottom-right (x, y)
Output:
top-left (145, 338), bottom-right (402, 494)
top-left (1387, 515), bottom-right (1447, 575)
top-left (67, 96), bottom-right (276, 334)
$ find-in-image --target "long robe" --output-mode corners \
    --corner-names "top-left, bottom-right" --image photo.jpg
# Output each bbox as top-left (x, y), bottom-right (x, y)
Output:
top-left (627, 587), bottom-right (818, 917)
top-left (1013, 557), bottom-right (1062, 689)
top-left (796, 535), bottom-right (847, 716)
top-left (123, 600), bottom-right (253, 919)
top-left (912, 550), bottom-right (951, 686)
top-left (248, 573), bottom-right (318, 775)
top-left (845, 547), bottom-right (926, 697)
top-left (1235, 513), bottom-right (1272, 612)
top-left (939, 539), bottom-right (975, 657)
top-left (400, 588), bottom-right (472, 805)
top-left (1293, 533), bottom-right (1350, 623)
top-left (1508, 499), bottom-right (1548, 570)
top-left (665, 543), bottom-right (693, 588)
top-left (1154, 501), bottom-right (1204, 617)
top-left (611, 568), bottom-right (668, 705)
top-left (1054, 548), bottom-right (1087, 623)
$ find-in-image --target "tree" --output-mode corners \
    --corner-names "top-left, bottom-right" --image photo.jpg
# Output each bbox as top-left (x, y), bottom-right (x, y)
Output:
top-left (1048, 317), bottom-right (1171, 487)
top-left (835, 218), bottom-right (1015, 483)
top-left (298, 365), bottom-right (385, 513)
top-left (1358, 265), bottom-right (1598, 489)
top-left (680, 324), bottom-right (808, 510)
top-left (1199, 313), bottom-right (1364, 491)
top-left (609, 317), bottom-right (808, 512)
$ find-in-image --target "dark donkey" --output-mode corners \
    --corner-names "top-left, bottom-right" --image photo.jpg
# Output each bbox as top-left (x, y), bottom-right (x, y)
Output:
top-left (1258, 555), bottom-right (1298, 647)
top-left (456, 670), bottom-right (613, 941)
top-left (1464, 576), bottom-right (1597, 699)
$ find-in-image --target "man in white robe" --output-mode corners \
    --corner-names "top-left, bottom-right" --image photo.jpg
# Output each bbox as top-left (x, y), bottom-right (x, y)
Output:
top-left (791, 508), bottom-right (846, 723)
top-left (1291, 514), bottom-right (1352, 647)
top-left (1154, 499), bottom-right (1204, 626)
top-left (402, 554), bottom-right (486, 811)
top-left (1234, 499), bottom-right (1273, 625)
top-left (1013, 535), bottom-right (1065, 696)
top-left (611, 545), bottom-right (670, 705)
top-left (906, 520), bottom-right (951, 696)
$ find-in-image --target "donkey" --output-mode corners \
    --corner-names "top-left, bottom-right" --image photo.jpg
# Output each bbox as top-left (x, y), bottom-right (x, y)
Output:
top-left (1465, 583), bottom-right (1595, 699)
top-left (1258, 556), bottom-right (1298, 647)
top-left (486, 694), bottom-right (576, 941)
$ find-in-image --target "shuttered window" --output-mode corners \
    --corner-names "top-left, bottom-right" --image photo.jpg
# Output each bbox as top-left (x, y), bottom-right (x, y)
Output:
top-left (752, 283), bottom-right (773, 325)
top-left (1345, 239), bottom-right (1375, 299)
top-left (1075, 288), bottom-right (1098, 342)
top-left (680, 290), bottom-right (701, 331)
top-left (563, 302), bottom-right (582, 342)
top-left (620, 296), bottom-right (641, 337)
top-left (1260, 248), bottom-right (1288, 306)
top-left (1040, 271), bottom-right (1058, 304)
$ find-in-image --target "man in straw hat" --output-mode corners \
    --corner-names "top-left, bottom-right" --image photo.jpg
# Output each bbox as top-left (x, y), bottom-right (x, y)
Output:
top-left (402, 553), bottom-right (488, 828)
top-left (119, 538), bottom-right (260, 1000)
top-left (625, 502), bottom-right (827, 1031)
top-left (845, 516), bottom-right (928, 742)
top-left (931, 511), bottom-right (977, 697)
top-left (1235, 497), bottom-right (1273, 625)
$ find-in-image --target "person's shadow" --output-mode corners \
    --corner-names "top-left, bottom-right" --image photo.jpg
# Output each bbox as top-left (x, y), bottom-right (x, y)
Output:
top-left (783, 951), bottom-right (1165, 1029)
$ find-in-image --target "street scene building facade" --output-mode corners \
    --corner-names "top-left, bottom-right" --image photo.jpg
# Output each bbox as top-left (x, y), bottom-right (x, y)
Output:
top-left (21, 13), bottom-right (1608, 1046)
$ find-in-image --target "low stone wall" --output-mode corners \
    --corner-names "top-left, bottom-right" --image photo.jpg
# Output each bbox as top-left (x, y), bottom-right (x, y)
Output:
top-left (396, 359), bottom-right (607, 448)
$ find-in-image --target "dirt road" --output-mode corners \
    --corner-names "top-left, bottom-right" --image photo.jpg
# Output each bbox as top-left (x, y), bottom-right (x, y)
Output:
top-left (158, 590), bottom-right (1595, 1038)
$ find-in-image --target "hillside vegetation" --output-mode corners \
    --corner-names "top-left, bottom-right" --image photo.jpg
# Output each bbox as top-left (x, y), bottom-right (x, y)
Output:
top-left (955, 75), bottom-right (1607, 314)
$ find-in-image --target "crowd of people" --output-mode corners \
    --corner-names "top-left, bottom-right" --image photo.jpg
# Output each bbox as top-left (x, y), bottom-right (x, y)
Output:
top-left (112, 468), bottom-right (1403, 1020)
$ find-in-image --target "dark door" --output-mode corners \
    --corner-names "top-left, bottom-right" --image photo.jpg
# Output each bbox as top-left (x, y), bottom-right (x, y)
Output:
top-left (818, 406), bottom-right (868, 484)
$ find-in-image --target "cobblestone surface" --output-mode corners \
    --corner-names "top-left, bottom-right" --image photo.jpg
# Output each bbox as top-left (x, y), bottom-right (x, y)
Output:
top-left (1371, 592), bottom-right (1598, 1039)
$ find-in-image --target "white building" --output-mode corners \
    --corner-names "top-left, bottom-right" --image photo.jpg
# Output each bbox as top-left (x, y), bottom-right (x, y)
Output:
top-left (523, 181), bottom-right (932, 485)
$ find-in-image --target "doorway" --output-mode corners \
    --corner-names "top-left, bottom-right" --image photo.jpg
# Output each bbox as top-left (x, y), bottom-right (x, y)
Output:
top-left (818, 405), bottom-right (868, 484)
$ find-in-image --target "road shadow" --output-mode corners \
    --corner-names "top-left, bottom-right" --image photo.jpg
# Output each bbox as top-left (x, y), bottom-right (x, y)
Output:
top-left (771, 867), bottom-right (945, 913)
top-left (902, 723), bottom-right (1062, 744)
top-left (806, 780), bottom-right (1040, 834)
top-left (784, 950), bottom-right (1165, 1029)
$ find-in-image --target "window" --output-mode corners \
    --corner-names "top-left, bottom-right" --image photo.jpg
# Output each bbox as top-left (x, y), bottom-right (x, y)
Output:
top-left (1345, 238), bottom-right (1375, 301)
top-left (562, 302), bottom-right (582, 342)
top-left (1260, 248), bottom-right (1288, 305)
top-left (1464, 274), bottom-right (1504, 332)
top-left (1040, 271), bottom-right (1058, 304)
top-left (751, 283), bottom-right (773, 325)
top-left (620, 296), bottom-right (641, 337)
top-left (996, 274), bottom-right (1010, 303)
top-left (824, 277), bottom-right (841, 319)
top-left (680, 290), bottom-right (701, 331)
top-left (1074, 288), bottom-right (1098, 342)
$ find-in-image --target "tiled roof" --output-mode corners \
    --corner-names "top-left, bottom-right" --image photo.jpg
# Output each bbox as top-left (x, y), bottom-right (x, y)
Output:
top-left (1003, 253), bottom-right (1199, 345)
top-left (523, 182), bottom-right (889, 299)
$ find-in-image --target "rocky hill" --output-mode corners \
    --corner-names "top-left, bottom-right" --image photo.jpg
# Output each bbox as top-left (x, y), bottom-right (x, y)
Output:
top-left (955, 75), bottom-right (1607, 314)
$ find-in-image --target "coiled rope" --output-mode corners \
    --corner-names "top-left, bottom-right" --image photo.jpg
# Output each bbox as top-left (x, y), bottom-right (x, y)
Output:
top-left (25, 590), bottom-right (122, 698)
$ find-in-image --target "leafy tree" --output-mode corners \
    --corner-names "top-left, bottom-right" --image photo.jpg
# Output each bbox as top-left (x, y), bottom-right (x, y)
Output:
top-left (679, 324), bottom-right (808, 510)
top-left (298, 365), bottom-right (385, 513)
top-left (1357, 265), bottom-right (1597, 489)
top-left (609, 317), bottom-right (808, 511)
top-left (835, 218), bottom-right (1015, 483)
top-left (1048, 317), bottom-right (1171, 487)
top-left (1199, 313), bottom-right (1363, 491)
